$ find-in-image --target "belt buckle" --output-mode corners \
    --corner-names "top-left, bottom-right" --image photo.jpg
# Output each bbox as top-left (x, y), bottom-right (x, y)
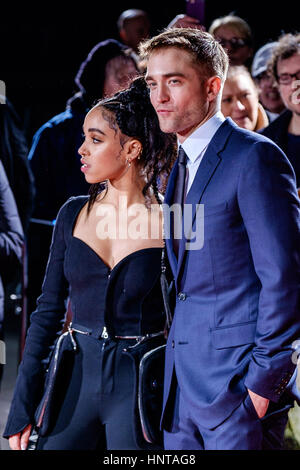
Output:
top-left (101, 326), bottom-right (109, 339)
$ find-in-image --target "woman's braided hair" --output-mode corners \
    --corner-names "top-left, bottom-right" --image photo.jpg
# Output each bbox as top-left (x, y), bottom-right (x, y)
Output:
top-left (87, 76), bottom-right (176, 211)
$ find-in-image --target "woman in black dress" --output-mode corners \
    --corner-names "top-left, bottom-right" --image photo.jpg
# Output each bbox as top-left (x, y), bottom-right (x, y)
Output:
top-left (5, 77), bottom-right (176, 450)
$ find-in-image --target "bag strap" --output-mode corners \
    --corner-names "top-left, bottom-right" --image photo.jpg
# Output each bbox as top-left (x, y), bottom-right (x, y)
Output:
top-left (160, 245), bottom-right (173, 337)
top-left (152, 184), bottom-right (173, 338)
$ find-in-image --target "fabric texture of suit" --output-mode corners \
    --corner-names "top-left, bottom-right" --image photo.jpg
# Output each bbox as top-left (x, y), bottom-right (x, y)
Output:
top-left (162, 117), bottom-right (300, 435)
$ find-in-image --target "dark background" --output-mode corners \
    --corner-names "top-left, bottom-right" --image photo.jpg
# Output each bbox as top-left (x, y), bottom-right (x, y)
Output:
top-left (1, 0), bottom-right (299, 142)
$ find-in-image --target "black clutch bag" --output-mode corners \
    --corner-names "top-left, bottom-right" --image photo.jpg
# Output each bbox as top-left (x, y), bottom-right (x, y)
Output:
top-left (122, 333), bottom-right (166, 449)
top-left (122, 245), bottom-right (173, 449)
top-left (138, 342), bottom-right (166, 445)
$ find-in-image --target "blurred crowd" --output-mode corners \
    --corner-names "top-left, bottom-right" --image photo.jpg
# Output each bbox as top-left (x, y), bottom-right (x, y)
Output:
top-left (0, 7), bottom-right (299, 392)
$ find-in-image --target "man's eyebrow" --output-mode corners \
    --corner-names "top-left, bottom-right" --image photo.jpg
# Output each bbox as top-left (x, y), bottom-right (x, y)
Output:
top-left (145, 72), bottom-right (186, 81)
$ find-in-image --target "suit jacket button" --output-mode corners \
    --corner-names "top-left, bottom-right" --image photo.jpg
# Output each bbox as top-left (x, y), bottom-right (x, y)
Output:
top-left (178, 292), bottom-right (187, 301)
top-left (172, 340), bottom-right (175, 348)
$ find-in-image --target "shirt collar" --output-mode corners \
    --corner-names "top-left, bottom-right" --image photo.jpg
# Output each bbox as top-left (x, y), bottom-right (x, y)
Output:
top-left (180, 111), bottom-right (225, 163)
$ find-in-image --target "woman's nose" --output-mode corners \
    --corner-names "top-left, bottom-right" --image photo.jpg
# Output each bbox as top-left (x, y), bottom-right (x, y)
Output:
top-left (234, 99), bottom-right (245, 111)
top-left (78, 143), bottom-right (87, 157)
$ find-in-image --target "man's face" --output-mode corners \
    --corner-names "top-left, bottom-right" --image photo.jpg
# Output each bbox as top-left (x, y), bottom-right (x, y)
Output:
top-left (221, 73), bottom-right (259, 131)
top-left (255, 71), bottom-right (285, 114)
top-left (277, 53), bottom-right (300, 115)
top-left (145, 47), bottom-right (211, 142)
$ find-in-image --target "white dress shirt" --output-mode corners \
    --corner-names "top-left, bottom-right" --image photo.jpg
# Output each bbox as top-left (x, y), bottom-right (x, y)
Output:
top-left (180, 111), bottom-right (225, 194)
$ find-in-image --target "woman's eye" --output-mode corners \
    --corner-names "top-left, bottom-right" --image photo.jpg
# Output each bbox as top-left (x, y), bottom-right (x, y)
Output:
top-left (92, 137), bottom-right (101, 143)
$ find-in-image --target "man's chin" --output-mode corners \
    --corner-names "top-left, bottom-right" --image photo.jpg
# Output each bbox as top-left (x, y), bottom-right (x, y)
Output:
top-left (157, 119), bottom-right (177, 134)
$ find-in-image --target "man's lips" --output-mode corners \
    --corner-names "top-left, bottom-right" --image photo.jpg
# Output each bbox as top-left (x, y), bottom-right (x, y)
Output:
top-left (157, 109), bottom-right (173, 114)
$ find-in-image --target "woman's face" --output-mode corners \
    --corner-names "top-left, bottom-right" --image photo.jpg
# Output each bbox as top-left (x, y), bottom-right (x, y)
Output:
top-left (214, 25), bottom-right (252, 66)
top-left (221, 73), bottom-right (259, 131)
top-left (78, 107), bottom-right (129, 184)
top-left (103, 55), bottom-right (138, 97)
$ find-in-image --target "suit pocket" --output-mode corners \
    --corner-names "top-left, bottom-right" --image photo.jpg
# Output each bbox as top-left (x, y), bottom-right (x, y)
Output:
top-left (211, 321), bottom-right (256, 349)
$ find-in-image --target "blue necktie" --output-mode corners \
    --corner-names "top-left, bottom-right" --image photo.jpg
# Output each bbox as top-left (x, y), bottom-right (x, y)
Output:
top-left (172, 146), bottom-right (187, 257)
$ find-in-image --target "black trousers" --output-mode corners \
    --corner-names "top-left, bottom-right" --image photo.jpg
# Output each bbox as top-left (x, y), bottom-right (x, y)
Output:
top-left (36, 333), bottom-right (158, 450)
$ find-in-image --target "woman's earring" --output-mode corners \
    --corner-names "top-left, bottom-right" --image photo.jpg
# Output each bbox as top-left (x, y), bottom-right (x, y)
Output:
top-left (127, 159), bottom-right (132, 167)
top-left (137, 148), bottom-right (142, 160)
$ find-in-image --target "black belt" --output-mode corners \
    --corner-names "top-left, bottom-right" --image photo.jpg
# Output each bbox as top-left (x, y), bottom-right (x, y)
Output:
top-left (69, 322), bottom-right (164, 346)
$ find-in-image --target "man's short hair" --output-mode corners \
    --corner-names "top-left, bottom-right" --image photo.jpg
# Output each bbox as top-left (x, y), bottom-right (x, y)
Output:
top-left (268, 33), bottom-right (300, 82)
top-left (139, 28), bottom-right (229, 83)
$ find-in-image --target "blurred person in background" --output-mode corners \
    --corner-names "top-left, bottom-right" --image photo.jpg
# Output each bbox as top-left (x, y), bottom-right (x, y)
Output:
top-left (251, 42), bottom-right (286, 122)
top-left (0, 97), bottom-right (34, 234)
top-left (209, 14), bottom-right (253, 67)
top-left (0, 95), bottom-right (34, 357)
top-left (0, 161), bottom-right (23, 385)
top-left (261, 33), bottom-right (300, 187)
top-left (117, 9), bottom-right (151, 53)
top-left (221, 65), bottom-right (269, 131)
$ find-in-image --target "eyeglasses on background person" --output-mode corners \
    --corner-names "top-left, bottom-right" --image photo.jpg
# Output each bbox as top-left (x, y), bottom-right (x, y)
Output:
top-left (277, 70), bottom-right (300, 85)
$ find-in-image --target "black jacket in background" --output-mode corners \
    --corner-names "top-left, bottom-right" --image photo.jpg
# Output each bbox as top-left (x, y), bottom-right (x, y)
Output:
top-left (0, 161), bottom-right (24, 334)
top-left (260, 110), bottom-right (300, 185)
top-left (0, 99), bottom-right (35, 232)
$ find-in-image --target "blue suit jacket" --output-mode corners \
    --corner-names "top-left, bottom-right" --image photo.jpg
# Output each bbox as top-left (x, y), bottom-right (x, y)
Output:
top-left (162, 118), bottom-right (300, 430)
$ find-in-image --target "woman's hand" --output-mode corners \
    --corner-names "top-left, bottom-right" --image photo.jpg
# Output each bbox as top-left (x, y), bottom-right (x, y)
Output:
top-left (9, 424), bottom-right (32, 450)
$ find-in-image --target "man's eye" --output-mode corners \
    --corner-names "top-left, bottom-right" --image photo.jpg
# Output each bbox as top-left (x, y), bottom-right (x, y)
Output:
top-left (92, 137), bottom-right (101, 143)
top-left (147, 82), bottom-right (156, 89)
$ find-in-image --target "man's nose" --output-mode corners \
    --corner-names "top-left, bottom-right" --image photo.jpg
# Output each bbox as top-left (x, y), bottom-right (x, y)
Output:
top-left (157, 84), bottom-right (170, 103)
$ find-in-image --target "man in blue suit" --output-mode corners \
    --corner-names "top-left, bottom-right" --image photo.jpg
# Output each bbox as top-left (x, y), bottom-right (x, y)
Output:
top-left (140, 28), bottom-right (300, 450)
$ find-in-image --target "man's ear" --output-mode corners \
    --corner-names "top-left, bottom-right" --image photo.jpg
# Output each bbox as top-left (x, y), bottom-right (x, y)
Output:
top-left (206, 76), bottom-right (222, 102)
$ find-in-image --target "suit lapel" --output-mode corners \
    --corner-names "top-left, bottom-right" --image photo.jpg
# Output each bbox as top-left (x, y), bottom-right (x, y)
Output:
top-left (176, 118), bottom-right (235, 276)
top-left (163, 118), bottom-right (236, 279)
top-left (163, 158), bottom-right (179, 277)
top-left (176, 150), bottom-right (221, 271)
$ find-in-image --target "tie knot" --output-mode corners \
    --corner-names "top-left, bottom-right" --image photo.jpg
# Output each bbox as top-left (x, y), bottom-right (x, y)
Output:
top-left (178, 146), bottom-right (187, 165)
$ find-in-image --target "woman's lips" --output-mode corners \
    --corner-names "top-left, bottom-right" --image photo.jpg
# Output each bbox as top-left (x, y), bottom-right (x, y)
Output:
top-left (80, 159), bottom-right (90, 172)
